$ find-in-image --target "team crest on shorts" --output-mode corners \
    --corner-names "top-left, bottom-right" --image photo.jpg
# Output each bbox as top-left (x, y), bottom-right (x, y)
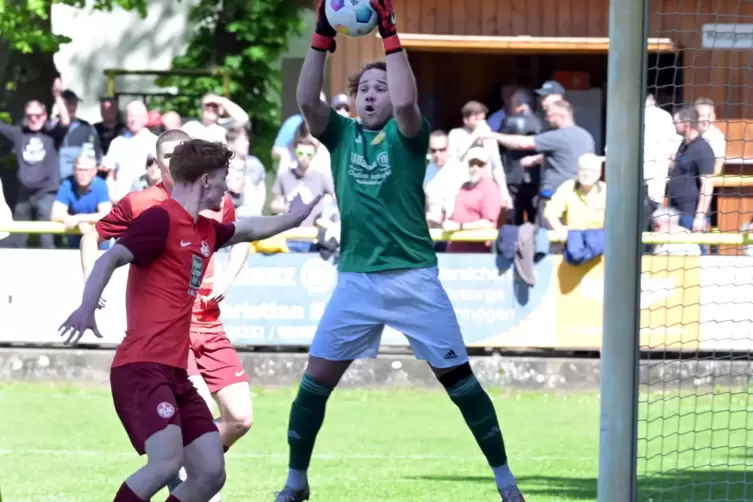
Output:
top-left (200, 241), bottom-right (211, 257)
top-left (157, 401), bottom-right (175, 419)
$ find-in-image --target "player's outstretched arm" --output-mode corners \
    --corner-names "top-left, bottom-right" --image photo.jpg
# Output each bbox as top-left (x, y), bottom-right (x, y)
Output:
top-left (60, 243), bottom-right (134, 344)
top-left (372, 0), bottom-right (421, 138)
top-left (297, 1), bottom-right (337, 137)
top-left (221, 194), bottom-right (322, 248)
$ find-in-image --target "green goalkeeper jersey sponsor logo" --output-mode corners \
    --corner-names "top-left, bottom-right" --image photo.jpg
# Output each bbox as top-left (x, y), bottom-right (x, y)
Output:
top-left (315, 109), bottom-right (437, 273)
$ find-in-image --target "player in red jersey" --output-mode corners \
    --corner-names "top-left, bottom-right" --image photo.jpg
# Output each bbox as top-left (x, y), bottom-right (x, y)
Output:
top-left (80, 131), bottom-right (253, 498)
top-left (61, 139), bottom-right (320, 502)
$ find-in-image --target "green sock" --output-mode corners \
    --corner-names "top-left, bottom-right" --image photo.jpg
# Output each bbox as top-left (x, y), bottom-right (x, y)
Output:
top-left (287, 374), bottom-right (333, 471)
top-left (446, 375), bottom-right (508, 467)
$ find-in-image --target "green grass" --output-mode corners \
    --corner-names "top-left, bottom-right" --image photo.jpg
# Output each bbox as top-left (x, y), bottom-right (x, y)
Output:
top-left (0, 383), bottom-right (750, 501)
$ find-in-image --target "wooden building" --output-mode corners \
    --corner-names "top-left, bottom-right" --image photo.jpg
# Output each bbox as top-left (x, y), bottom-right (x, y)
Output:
top-left (317, 0), bottom-right (753, 249)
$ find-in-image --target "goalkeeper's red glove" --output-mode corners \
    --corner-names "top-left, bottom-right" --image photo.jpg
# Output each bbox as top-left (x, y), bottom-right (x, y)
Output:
top-left (312, 0), bottom-right (337, 53)
top-left (371, 0), bottom-right (402, 54)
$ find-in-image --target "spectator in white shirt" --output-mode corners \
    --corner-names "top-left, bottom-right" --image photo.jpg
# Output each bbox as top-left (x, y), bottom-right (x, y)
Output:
top-left (448, 101), bottom-right (503, 181)
top-left (182, 93), bottom-right (249, 143)
top-left (100, 100), bottom-right (157, 203)
top-left (695, 97), bottom-right (727, 175)
top-left (643, 93), bottom-right (681, 212)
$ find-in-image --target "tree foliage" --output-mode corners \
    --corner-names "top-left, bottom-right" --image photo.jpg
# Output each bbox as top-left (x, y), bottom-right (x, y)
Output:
top-left (0, 0), bottom-right (148, 53)
top-left (156, 0), bottom-right (306, 168)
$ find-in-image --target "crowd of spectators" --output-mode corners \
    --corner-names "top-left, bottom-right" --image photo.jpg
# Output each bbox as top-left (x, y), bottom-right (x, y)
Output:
top-left (0, 77), bottom-right (730, 258)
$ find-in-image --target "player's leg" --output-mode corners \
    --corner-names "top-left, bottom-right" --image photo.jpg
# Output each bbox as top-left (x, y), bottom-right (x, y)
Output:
top-left (110, 364), bottom-right (185, 501)
top-left (169, 374), bottom-right (226, 502)
top-left (197, 332), bottom-right (254, 448)
top-left (384, 267), bottom-right (524, 501)
top-left (275, 272), bottom-right (384, 501)
top-left (166, 345), bottom-right (210, 494)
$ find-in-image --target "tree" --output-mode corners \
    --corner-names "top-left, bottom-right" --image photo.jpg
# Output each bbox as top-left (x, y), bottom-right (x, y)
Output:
top-left (156, 0), bottom-right (307, 170)
top-left (0, 0), bottom-right (148, 122)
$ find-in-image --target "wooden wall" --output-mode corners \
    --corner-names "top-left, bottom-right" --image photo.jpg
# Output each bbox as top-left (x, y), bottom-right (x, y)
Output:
top-left (326, 0), bottom-right (753, 120)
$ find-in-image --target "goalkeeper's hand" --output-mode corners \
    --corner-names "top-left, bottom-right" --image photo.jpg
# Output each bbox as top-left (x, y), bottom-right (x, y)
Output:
top-left (370, 0), bottom-right (402, 54)
top-left (312, 0), bottom-right (337, 53)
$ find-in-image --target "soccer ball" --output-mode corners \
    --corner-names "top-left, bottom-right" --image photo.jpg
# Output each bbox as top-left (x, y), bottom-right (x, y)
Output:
top-left (324, 0), bottom-right (378, 38)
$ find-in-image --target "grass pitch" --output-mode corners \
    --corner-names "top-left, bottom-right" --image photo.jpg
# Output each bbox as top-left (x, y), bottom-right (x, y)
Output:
top-left (0, 382), bottom-right (749, 501)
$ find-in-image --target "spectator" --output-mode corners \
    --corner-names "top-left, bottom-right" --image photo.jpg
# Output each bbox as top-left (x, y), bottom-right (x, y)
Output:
top-left (424, 130), bottom-right (469, 232)
top-left (442, 147), bottom-right (503, 253)
top-left (0, 178), bottom-right (11, 242)
top-left (651, 206), bottom-right (701, 256)
top-left (51, 152), bottom-right (112, 249)
top-left (497, 89), bottom-right (545, 225)
top-left (448, 101), bottom-right (504, 193)
top-left (695, 98), bottom-right (727, 175)
top-left (0, 79), bottom-right (70, 248)
top-left (272, 92), bottom-right (326, 162)
top-left (270, 136), bottom-right (334, 252)
top-left (101, 100), bottom-right (157, 203)
top-left (145, 110), bottom-right (163, 135)
top-left (331, 94), bottom-right (352, 117)
top-left (486, 84), bottom-right (517, 132)
top-left (487, 100), bottom-right (595, 222)
top-left (93, 97), bottom-right (126, 155)
top-left (130, 154), bottom-right (162, 192)
top-left (278, 121), bottom-right (331, 176)
top-left (161, 111), bottom-right (182, 131)
top-left (56, 89), bottom-right (103, 180)
top-left (544, 153), bottom-right (606, 242)
top-left (667, 105), bottom-right (715, 234)
top-left (226, 127), bottom-right (266, 217)
top-left (182, 93), bottom-right (249, 143)
top-left (643, 92), bottom-right (681, 217)
top-left (535, 80), bottom-right (565, 114)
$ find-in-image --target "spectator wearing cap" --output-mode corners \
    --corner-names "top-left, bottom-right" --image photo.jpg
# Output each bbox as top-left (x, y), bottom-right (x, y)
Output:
top-left (544, 153), bottom-right (606, 242)
top-left (535, 80), bottom-right (566, 114)
top-left (0, 78), bottom-right (70, 248)
top-left (131, 154), bottom-right (162, 192)
top-left (51, 152), bottom-right (112, 249)
top-left (272, 91), bottom-right (327, 162)
top-left (93, 97), bottom-right (126, 155)
top-left (55, 89), bottom-right (103, 181)
top-left (331, 94), bottom-right (352, 117)
top-left (182, 93), bottom-right (249, 143)
top-left (496, 89), bottom-right (545, 225)
top-left (442, 146), bottom-right (503, 253)
top-left (101, 100), bottom-right (157, 202)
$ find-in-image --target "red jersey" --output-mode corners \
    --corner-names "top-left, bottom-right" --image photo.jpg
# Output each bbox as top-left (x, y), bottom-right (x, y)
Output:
top-left (96, 185), bottom-right (237, 333)
top-left (112, 200), bottom-right (235, 369)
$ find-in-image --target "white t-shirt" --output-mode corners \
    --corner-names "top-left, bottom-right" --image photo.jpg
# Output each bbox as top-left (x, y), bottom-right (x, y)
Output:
top-left (181, 120), bottom-right (229, 143)
top-left (643, 105), bottom-right (681, 204)
top-left (102, 129), bottom-right (158, 202)
top-left (702, 124), bottom-right (727, 160)
top-left (424, 159), bottom-right (470, 222)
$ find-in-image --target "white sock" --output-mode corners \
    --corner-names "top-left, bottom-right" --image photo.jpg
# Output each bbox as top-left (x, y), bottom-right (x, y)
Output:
top-left (207, 493), bottom-right (222, 502)
top-left (285, 468), bottom-right (308, 490)
top-left (492, 464), bottom-right (517, 490)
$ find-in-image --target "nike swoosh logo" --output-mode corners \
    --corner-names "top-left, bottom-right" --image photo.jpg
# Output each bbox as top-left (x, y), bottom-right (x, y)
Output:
top-left (235, 370), bottom-right (245, 377)
top-left (180, 241), bottom-right (191, 247)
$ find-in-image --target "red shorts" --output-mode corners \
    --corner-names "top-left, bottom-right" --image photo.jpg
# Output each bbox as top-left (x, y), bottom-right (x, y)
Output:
top-left (110, 362), bottom-right (218, 455)
top-left (186, 330), bottom-right (248, 394)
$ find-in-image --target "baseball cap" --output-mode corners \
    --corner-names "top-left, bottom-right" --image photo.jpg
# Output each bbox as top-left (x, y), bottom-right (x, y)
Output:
top-left (535, 80), bottom-right (566, 97)
top-left (331, 93), bottom-right (351, 109)
top-left (465, 146), bottom-right (489, 164)
top-left (62, 89), bottom-right (81, 102)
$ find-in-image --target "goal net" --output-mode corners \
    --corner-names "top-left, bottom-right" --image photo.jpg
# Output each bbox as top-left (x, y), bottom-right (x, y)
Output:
top-left (637, 1), bottom-right (753, 500)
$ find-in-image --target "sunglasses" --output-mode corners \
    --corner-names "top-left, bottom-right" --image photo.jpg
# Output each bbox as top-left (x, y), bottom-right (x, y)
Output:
top-left (295, 149), bottom-right (315, 159)
top-left (430, 147), bottom-right (448, 153)
top-left (26, 113), bottom-right (44, 120)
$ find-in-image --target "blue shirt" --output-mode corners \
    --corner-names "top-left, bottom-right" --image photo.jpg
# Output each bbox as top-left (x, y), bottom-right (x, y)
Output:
top-left (273, 114), bottom-right (304, 148)
top-left (55, 176), bottom-right (110, 248)
top-left (487, 108), bottom-right (507, 132)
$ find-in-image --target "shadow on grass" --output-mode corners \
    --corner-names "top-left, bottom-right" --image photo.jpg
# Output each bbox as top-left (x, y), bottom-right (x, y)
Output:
top-left (406, 470), bottom-right (752, 500)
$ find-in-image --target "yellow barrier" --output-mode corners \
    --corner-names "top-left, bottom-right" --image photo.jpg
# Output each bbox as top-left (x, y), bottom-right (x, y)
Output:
top-left (4, 221), bottom-right (753, 245)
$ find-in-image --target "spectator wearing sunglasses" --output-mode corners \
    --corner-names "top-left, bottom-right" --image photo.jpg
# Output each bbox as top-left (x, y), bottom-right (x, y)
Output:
top-left (130, 154), bottom-right (162, 192)
top-left (270, 137), bottom-right (334, 252)
top-left (0, 78), bottom-right (71, 248)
